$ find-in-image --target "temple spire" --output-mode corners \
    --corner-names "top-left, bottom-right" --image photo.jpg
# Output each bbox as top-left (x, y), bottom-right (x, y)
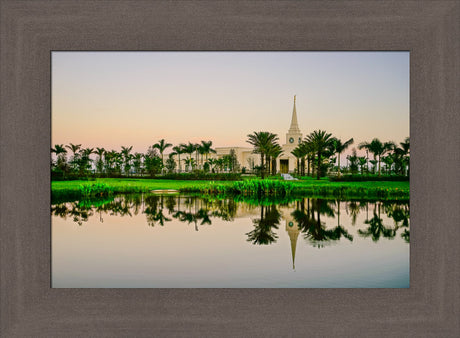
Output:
top-left (289, 95), bottom-right (301, 133)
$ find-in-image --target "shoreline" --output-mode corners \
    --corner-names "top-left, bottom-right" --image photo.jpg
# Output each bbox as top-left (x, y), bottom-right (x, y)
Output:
top-left (51, 178), bottom-right (410, 202)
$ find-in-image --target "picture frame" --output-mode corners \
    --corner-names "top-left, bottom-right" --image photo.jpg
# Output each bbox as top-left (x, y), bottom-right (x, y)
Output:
top-left (1, 1), bottom-right (459, 336)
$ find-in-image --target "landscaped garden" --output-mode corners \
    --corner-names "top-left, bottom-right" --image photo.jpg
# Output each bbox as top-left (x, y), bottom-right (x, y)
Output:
top-left (51, 130), bottom-right (410, 202)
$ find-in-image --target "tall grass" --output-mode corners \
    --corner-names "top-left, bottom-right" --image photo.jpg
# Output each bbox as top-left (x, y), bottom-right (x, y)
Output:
top-left (180, 179), bottom-right (408, 200)
top-left (52, 178), bottom-right (409, 201)
top-left (79, 183), bottom-right (114, 198)
top-left (181, 179), bottom-right (294, 196)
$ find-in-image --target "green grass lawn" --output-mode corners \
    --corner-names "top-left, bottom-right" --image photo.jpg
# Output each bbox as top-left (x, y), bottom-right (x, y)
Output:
top-left (52, 177), bottom-right (409, 200)
top-left (52, 178), bottom-right (234, 193)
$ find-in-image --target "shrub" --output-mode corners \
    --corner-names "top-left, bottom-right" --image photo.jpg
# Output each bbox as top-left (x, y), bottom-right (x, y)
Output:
top-left (79, 183), bottom-right (114, 198)
top-left (181, 179), bottom-right (294, 196)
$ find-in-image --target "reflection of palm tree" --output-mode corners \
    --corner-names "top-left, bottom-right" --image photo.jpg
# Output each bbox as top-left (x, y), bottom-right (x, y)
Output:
top-left (292, 198), bottom-right (316, 232)
top-left (197, 209), bottom-right (212, 225)
top-left (51, 203), bottom-right (69, 219)
top-left (145, 207), bottom-right (171, 227)
top-left (346, 200), bottom-right (367, 225)
top-left (165, 196), bottom-right (177, 214)
top-left (246, 205), bottom-right (281, 245)
top-left (295, 199), bottom-right (352, 248)
top-left (358, 210), bottom-right (395, 242)
top-left (144, 195), bottom-right (172, 227)
top-left (386, 202), bottom-right (410, 229)
top-left (401, 229), bottom-right (410, 243)
top-left (211, 199), bottom-right (237, 221)
top-left (68, 201), bottom-right (93, 226)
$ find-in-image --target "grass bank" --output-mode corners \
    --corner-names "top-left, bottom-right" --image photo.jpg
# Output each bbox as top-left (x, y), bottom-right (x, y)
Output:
top-left (182, 179), bottom-right (409, 200)
top-left (52, 177), bottom-right (409, 201)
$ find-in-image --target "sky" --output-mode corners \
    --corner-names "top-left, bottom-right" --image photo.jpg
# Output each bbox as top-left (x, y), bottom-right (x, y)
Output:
top-left (52, 51), bottom-right (409, 156)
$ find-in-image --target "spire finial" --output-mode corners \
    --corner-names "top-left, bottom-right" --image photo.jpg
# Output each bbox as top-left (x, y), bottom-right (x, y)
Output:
top-left (294, 95), bottom-right (296, 103)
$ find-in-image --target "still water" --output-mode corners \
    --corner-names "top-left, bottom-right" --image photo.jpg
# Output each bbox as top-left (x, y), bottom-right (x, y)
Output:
top-left (52, 194), bottom-right (409, 288)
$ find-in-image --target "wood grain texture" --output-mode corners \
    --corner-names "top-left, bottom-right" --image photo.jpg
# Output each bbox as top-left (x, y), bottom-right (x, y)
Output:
top-left (1, 0), bottom-right (459, 336)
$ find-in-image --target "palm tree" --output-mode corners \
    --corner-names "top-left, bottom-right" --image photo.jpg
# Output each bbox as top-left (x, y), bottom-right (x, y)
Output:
top-left (193, 143), bottom-right (201, 169)
top-left (214, 158), bottom-right (224, 173)
top-left (183, 142), bottom-right (196, 171)
top-left (393, 137), bottom-right (410, 176)
top-left (381, 155), bottom-right (394, 175)
top-left (268, 143), bottom-right (283, 175)
top-left (200, 140), bottom-right (216, 166)
top-left (358, 138), bottom-right (394, 176)
top-left (51, 144), bottom-right (68, 175)
top-left (332, 137), bottom-right (354, 177)
top-left (172, 145), bottom-right (184, 173)
top-left (153, 139), bottom-right (172, 172)
top-left (65, 143), bottom-right (81, 157)
top-left (291, 147), bottom-right (303, 175)
top-left (246, 131), bottom-right (279, 179)
top-left (103, 150), bottom-right (116, 175)
top-left (80, 147), bottom-right (95, 175)
top-left (369, 159), bottom-right (378, 174)
top-left (207, 158), bottom-right (217, 173)
top-left (65, 143), bottom-right (81, 172)
top-left (95, 147), bottom-right (105, 175)
top-left (51, 144), bottom-right (67, 156)
top-left (121, 146), bottom-right (133, 176)
top-left (298, 140), bottom-right (314, 176)
top-left (346, 148), bottom-right (359, 174)
top-left (132, 152), bottom-right (143, 176)
top-left (358, 156), bottom-right (367, 175)
top-left (305, 130), bottom-right (335, 180)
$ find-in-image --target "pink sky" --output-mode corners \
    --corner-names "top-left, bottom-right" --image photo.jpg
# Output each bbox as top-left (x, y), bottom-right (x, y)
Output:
top-left (52, 52), bottom-right (409, 157)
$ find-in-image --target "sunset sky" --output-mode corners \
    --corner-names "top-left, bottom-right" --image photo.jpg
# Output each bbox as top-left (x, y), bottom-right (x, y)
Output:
top-left (52, 51), bottom-right (409, 156)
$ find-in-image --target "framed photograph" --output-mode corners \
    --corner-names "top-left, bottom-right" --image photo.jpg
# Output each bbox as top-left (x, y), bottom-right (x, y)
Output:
top-left (1, 1), bottom-right (459, 336)
top-left (51, 51), bottom-right (410, 289)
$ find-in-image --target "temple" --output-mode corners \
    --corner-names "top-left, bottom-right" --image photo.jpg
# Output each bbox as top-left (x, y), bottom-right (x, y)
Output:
top-left (171, 96), bottom-right (305, 174)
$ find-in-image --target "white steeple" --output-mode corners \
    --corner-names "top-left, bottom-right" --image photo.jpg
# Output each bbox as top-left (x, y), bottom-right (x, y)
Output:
top-left (288, 95), bottom-right (301, 134)
top-left (285, 95), bottom-right (303, 146)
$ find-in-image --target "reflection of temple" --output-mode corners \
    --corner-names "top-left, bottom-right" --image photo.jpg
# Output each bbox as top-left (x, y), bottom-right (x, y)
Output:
top-left (284, 211), bottom-right (300, 270)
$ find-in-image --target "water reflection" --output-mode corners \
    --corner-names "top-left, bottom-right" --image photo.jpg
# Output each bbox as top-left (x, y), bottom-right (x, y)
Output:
top-left (52, 194), bottom-right (410, 287)
top-left (246, 205), bottom-right (281, 245)
top-left (52, 194), bottom-right (409, 245)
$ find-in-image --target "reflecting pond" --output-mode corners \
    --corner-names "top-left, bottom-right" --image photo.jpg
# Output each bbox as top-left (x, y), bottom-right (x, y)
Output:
top-left (52, 194), bottom-right (409, 288)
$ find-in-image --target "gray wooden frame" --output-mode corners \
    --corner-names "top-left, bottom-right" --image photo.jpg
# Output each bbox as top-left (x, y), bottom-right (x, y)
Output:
top-left (1, 1), bottom-right (459, 336)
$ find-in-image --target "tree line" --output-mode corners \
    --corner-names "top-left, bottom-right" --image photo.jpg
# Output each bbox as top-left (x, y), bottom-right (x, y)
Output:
top-left (51, 139), bottom-right (241, 178)
top-left (52, 131), bottom-right (409, 180)
top-left (246, 130), bottom-right (410, 179)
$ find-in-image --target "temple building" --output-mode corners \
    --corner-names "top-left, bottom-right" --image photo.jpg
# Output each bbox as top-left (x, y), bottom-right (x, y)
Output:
top-left (212, 96), bottom-right (304, 173)
top-left (171, 96), bottom-right (304, 174)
